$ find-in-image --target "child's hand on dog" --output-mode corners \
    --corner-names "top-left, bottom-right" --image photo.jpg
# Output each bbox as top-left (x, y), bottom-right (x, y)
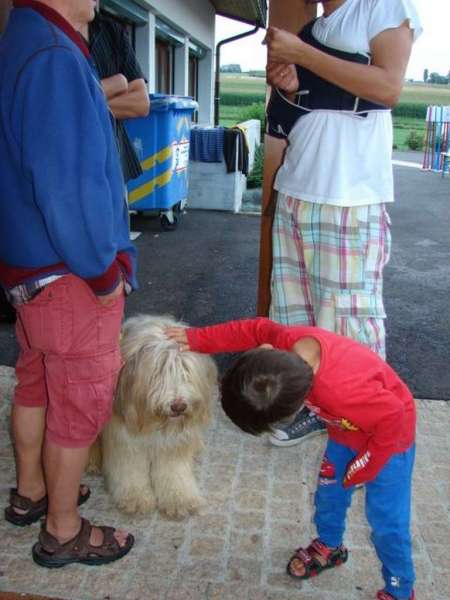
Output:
top-left (166, 327), bottom-right (190, 351)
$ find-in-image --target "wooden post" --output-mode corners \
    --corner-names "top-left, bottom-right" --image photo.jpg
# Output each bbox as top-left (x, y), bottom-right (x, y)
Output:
top-left (257, 0), bottom-right (316, 316)
top-left (0, 0), bottom-right (13, 328)
top-left (0, 0), bottom-right (13, 325)
top-left (0, 0), bottom-right (12, 33)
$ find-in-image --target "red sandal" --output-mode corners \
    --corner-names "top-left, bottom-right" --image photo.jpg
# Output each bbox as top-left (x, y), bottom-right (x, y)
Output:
top-left (287, 538), bottom-right (348, 580)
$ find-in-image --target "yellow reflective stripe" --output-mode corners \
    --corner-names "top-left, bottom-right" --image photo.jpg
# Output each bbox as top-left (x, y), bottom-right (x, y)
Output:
top-left (128, 169), bottom-right (173, 204)
top-left (141, 146), bottom-right (172, 171)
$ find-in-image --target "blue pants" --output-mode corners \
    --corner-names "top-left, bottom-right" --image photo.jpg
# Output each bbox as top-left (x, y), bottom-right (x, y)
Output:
top-left (314, 440), bottom-right (415, 599)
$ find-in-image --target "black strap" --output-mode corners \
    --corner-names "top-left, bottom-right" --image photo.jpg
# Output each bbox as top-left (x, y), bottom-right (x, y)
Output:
top-left (266, 18), bottom-right (389, 138)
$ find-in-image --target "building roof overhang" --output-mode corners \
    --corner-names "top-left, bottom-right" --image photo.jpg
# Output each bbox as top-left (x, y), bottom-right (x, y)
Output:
top-left (211, 0), bottom-right (267, 27)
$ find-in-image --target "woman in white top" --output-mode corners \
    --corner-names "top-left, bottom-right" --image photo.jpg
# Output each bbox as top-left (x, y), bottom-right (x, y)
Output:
top-left (264, 0), bottom-right (422, 452)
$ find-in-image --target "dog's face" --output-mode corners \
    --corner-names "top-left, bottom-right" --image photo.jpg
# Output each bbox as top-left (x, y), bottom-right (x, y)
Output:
top-left (114, 315), bottom-right (218, 434)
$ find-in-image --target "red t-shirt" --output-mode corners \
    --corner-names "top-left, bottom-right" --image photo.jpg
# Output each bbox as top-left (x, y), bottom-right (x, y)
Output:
top-left (187, 318), bottom-right (416, 486)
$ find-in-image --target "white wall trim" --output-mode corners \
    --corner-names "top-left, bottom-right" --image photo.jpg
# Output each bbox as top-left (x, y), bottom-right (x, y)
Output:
top-left (133, 0), bottom-right (215, 123)
top-left (174, 37), bottom-right (189, 96)
top-left (135, 11), bottom-right (156, 92)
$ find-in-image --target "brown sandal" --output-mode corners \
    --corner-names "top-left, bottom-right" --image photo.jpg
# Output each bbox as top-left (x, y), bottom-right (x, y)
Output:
top-left (4, 485), bottom-right (91, 527)
top-left (32, 518), bottom-right (134, 568)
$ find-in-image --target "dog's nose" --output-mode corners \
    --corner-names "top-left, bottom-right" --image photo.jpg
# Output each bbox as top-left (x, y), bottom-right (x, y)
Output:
top-left (170, 399), bottom-right (187, 415)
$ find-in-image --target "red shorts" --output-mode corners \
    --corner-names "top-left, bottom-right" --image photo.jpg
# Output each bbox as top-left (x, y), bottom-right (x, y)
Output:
top-left (14, 275), bottom-right (124, 448)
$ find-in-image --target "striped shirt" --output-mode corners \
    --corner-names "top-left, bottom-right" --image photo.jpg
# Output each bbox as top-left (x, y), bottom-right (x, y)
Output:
top-left (89, 13), bottom-right (145, 183)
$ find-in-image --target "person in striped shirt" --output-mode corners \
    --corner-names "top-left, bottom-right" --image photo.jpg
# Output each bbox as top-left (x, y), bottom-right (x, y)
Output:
top-left (82, 11), bottom-right (150, 183)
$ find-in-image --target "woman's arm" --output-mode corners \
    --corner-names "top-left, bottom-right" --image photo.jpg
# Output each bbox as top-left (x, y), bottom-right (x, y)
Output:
top-left (265, 21), bottom-right (414, 107)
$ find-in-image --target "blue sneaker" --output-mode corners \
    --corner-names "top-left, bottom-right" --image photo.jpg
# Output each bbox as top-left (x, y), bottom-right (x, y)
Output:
top-left (269, 406), bottom-right (326, 447)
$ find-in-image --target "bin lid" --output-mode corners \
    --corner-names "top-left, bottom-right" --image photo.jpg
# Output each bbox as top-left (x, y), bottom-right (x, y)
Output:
top-left (149, 94), bottom-right (199, 112)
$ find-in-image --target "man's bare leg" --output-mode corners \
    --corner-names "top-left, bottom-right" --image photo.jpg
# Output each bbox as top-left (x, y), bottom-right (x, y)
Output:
top-left (12, 404), bottom-right (46, 504)
top-left (44, 441), bottom-right (129, 546)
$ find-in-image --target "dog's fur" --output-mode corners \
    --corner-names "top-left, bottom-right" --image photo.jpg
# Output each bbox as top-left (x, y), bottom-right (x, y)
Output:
top-left (89, 315), bottom-right (217, 519)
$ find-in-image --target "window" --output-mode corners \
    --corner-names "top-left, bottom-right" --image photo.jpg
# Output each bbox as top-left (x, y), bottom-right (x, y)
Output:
top-left (156, 39), bottom-right (173, 94)
top-left (188, 55), bottom-right (198, 100)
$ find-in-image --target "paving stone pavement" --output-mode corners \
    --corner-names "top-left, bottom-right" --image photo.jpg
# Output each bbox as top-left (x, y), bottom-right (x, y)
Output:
top-left (0, 365), bottom-right (449, 600)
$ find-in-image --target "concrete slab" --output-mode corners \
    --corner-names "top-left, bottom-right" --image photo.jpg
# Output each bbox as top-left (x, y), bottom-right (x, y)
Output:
top-left (392, 159), bottom-right (422, 169)
top-left (0, 367), bottom-right (448, 600)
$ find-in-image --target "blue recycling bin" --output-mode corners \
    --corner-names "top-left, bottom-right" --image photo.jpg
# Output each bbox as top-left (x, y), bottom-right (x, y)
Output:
top-left (125, 94), bottom-right (198, 230)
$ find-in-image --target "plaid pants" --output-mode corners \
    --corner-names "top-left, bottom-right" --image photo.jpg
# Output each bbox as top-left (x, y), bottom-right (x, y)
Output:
top-left (270, 194), bottom-right (391, 358)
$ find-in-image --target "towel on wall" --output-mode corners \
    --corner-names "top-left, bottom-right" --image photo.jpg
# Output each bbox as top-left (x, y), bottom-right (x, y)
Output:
top-left (189, 127), bottom-right (225, 162)
top-left (223, 128), bottom-right (249, 176)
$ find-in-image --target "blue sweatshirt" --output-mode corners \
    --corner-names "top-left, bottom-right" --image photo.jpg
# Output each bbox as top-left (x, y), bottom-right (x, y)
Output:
top-left (0, 1), bottom-right (137, 294)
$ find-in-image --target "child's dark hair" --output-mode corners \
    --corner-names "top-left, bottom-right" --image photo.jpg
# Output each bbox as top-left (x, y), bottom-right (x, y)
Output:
top-left (220, 348), bottom-right (313, 435)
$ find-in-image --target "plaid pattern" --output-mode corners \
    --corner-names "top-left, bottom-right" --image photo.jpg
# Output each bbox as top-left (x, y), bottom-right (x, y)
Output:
top-left (270, 194), bottom-right (391, 358)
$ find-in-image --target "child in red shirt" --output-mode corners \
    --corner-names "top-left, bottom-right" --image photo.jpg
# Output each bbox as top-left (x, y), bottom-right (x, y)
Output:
top-left (167, 317), bottom-right (416, 600)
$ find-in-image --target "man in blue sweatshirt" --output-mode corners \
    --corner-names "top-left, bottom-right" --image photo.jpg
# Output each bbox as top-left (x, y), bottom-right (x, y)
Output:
top-left (0, 0), bottom-right (136, 567)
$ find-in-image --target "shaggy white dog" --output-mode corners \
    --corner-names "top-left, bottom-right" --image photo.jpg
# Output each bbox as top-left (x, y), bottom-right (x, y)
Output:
top-left (90, 315), bottom-right (217, 519)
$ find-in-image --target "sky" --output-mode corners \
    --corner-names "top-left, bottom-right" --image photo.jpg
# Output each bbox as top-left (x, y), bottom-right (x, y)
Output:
top-left (215, 0), bottom-right (448, 81)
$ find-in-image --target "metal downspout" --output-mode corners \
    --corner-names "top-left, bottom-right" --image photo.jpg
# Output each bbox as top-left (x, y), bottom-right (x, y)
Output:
top-left (214, 25), bottom-right (260, 126)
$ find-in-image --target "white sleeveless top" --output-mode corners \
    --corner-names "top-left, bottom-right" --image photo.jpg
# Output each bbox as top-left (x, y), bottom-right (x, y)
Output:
top-left (274, 0), bottom-right (422, 207)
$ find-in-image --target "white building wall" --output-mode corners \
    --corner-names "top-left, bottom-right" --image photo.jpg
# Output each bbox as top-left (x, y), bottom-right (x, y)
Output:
top-left (197, 50), bottom-right (215, 125)
top-left (135, 0), bottom-right (215, 49)
top-left (133, 0), bottom-right (216, 124)
top-left (174, 37), bottom-right (190, 97)
top-left (135, 12), bottom-right (156, 92)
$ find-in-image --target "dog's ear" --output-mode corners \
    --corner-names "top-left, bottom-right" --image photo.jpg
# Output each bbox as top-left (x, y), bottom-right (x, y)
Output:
top-left (188, 353), bottom-right (218, 405)
top-left (114, 355), bottom-right (148, 435)
top-left (204, 356), bottom-right (219, 388)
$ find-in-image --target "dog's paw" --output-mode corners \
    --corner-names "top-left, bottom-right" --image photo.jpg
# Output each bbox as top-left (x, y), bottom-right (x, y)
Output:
top-left (159, 495), bottom-right (206, 520)
top-left (113, 492), bottom-right (156, 515)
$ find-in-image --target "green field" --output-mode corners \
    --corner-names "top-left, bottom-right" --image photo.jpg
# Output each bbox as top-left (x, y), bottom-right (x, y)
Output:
top-left (220, 105), bottom-right (246, 128)
top-left (219, 75), bottom-right (450, 149)
top-left (220, 74), bottom-right (450, 103)
top-left (400, 82), bottom-right (450, 104)
top-left (220, 73), bottom-right (266, 95)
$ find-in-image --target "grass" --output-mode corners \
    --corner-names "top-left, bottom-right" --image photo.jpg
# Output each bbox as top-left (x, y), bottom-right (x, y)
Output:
top-left (219, 104), bottom-right (426, 150)
top-left (220, 73), bottom-right (266, 95)
top-left (221, 74), bottom-right (450, 104)
top-left (220, 105), bottom-right (243, 128)
top-left (400, 82), bottom-right (450, 104)
top-left (218, 75), bottom-right (448, 150)
top-left (392, 116), bottom-right (427, 150)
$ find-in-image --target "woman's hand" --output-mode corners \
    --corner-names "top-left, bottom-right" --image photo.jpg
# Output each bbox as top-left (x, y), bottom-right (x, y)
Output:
top-left (266, 62), bottom-right (299, 94)
top-left (264, 27), bottom-right (307, 66)
top-left (166, 327), bottom-right (190, 352)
